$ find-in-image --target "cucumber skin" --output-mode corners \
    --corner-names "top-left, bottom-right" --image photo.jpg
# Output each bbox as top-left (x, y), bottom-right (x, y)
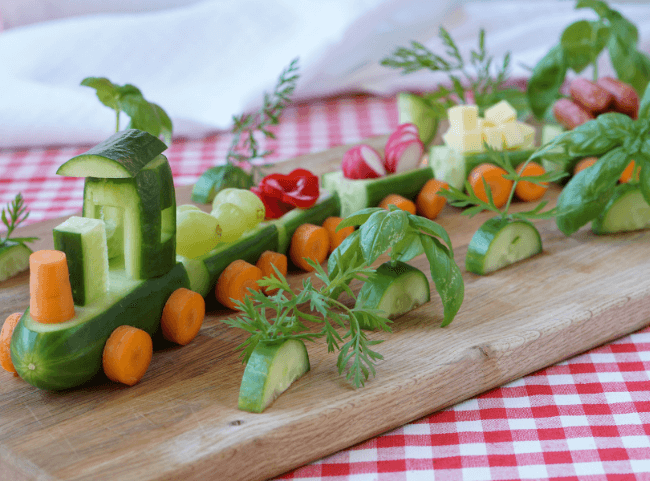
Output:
top-left (465, 217), bottom-right (542, 275)
top-left (0, 242), bottom-right (32, 282)
top-left (52, 228), bottom-right (86, 305)
top-left (10, 263), bottom-right (189, 391)
top-left (592, 183), bottom-right (650, 234)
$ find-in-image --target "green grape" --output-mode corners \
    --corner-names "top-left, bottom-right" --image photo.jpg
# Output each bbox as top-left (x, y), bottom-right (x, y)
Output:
top-left (177, 204), bottom-right (201, 214)
top-left (210, 202), bottom-right (248, 243)
top-left (212, 188), bottom-right (265, 230)
top-left (176, 209), bottom-right (221, 258)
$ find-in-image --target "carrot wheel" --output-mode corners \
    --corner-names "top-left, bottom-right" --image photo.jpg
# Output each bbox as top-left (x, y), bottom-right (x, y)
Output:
top-left (468, 164), bottom-right (513, 208)
top-left (289, 224), bottom-right (330, 272)
top-left (378, 194), bottom-right (416, 214)
top-left (1, 313), bottom-right (23, 374)
top-left (216, 260), bottom-right (263, 310)
top-left (515, 161), bottom-right (548, 202)
top-left (619, 160), bottom-right (638, 183)
top-left (161, 288), bottom-right (205, 345)
top-left (256, 251), bottom-right (288, 295)
top-left (416, 179), bottom-right (448, 219)
top-left (573, 157), bottom-right (598, 175)
top-left (322, 217), bottom-right (354, 253)
top-left (102, 325), bottom-right (153, 386)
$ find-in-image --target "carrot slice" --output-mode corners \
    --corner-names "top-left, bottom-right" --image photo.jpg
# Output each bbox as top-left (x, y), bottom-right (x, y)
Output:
top-left (619, 160), bottom-right (638, 183)
top-left (289, 224), bottom-right (330, 272)
top-left (216, 259), bottom-right (263, 310)
top-left (378, 194), bottom-right (416, 214)
top-left (29, 250), bottom-right (75, 324)
top-left (515, 161), bottom-right (548, 202)
top-left (574, 157), bottom-right (598, 175)
top-left (102, 325), bottom-right (153, 386)
top-left (468, 164), bottom-right (513, 209)
top-left (161, 288), bottom-right (205, 345)
top-left (416, 179), bottom-right (449, 219)
top-left (322, 217), bottom-right (354, 253)
top-left (256, 250), bottom-right (288, 295)
top-left (1, 312), bottom-right (22, 375)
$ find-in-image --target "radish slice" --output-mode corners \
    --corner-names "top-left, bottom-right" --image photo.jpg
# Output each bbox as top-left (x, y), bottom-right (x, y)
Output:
top-left (384, 138), bottom-right (424, 174)
top-left (394, 123), bottom-right (420, 136)
top-left (386, 131), bottom-right (419, 153)
top-left (342, 144), bottom-right (386, 179)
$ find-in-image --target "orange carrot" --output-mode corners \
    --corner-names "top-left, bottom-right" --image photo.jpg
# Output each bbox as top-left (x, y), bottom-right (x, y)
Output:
top-left (161, 288), bottom-right (205, 345)
top-left (29, 250), bottom-right (75, 324)
top-left (416, 179), bottom-right (448, 219)
top-left (378, 194), bottom-right (416, 214)
top-left (256, 250), bottom-right (288, 295)
top-left (322, 217), bottom-right (354, 253)
top-left (1, 312), bottom-right (22, 375)
top-left (619, 160), bottom-right (638, 183)
top-left (515, 161), bottom-right (548, 202)
top-left (468, 164), bottom-right (513, 208)
top-left (289, 224), bottom-right (330, 272)
top-left (573, 157), bottom-right (598, 175)
top-left (216, 259), bottom-right (263, 310)
top-left (102, 325), bottom-right (153, 386)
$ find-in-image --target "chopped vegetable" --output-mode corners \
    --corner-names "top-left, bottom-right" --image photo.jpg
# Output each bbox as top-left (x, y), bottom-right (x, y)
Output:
top-left (468, 164), bottom-right (513, 209)
top-left (378, 194), bottom-right (416, 215)
top-left (0, 193), bottom-right (39, 282)
top-left (591, 183), bottom-right (650, 234)
top-left (252, 169), bottom-right (320, 219)
top-left (102, 325), bottom-right (153, 386)
top-left (341, 144), bottom-right (385, 180)
top-left (1, 312), bottom-right (22, 375)
top-left (289, 224), bottom-right (329, 272)
top-left (322, 217), bottom-right (354, 253)
top-left (256, 250), bottom-right (287, 295)
top-left (515, 162), bottom-right (548, 202)
top-left (573, 157), bottom-right (598, 175)
top-left (216, 259), bottom-right (263, 310)
top-left (416, 179), bottom-right (448, 220)
top-left (161, 288), bottom-right (205, 345)
top-left (384, 124), bottom-right (424, 174)
top-left (619, 160), bottom-right (638, 183)
top-left (28, 250), bottom-right (75, 324)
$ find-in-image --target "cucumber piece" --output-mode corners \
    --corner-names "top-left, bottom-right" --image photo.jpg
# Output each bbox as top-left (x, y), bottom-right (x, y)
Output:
top-left (191, 165), bottom-right (253, 204)
top-left (322, 167), bottom-right (434, 218)
top-left (592, 183), bottom-right (650, 234)
top-left (272, 192), bottom-right (340, 253)
top-left (56, 129), bottom-right (167, 178)
top-left (465, 216), bottom-right (542, 275)
top-left (397, 92), bottom-right (439, 147)
top-left (53, 216), bottom-right (109, 306)
top-left (0, 241), bottom-right (32, 282)
top-left (10, 262), bottom-right (189, 390)
top-left (428, 146), bottom-right (534, 190)
top-left (238, 339), bottom-right (310, 413)
top-left (176, 255), bottom-right (211, 297)
top-left (355, 261), bottom-right (430, 328)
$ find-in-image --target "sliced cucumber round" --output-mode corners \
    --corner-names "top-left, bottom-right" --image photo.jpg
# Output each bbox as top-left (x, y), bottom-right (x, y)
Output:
top-left (355, 261), bottom-right (430, 328)
top-left (592, 183), bottom-right (650, 234)
top-left (0, 241), bottom-right (32, 282)
top-left (238, 339), bottom-right (310, 413)
top-left (466, 216), bottom-right (542, 275)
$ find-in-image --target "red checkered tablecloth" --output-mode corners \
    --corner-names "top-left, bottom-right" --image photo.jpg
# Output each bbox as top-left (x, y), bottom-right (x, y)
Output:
top-left (1, 94), bottom-right (649, 480)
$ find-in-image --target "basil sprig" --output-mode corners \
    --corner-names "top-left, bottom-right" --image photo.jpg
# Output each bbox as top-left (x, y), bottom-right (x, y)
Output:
top-left (329, 207), bottom-right (463, 327)
top-left (527, 0), bottom-right (650, 118)
top-left (531, 83), bottom-right (650, 235)
top-left (81, 77), bottom-right (172, 145)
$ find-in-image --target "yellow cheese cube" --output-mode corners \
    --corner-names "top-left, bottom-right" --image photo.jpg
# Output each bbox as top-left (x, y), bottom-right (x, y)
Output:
top-left (485, 100), bottom-right (517, 125)
top-left (482, 118), bottom-right (497, 128)
top-left (443, 128), bottom-right (483, 153)
top-left (501, 122), bottom-right (524, 149)
top-left (447, 105), bottom-right (478, 131)
top-left (483, 126), bottom-right (504, 150)
top-left (516, 121), bottom-right (536, 148)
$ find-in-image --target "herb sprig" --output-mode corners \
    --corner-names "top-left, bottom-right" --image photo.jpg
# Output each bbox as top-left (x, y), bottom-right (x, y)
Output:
top-left (223, 257), bottom-right (390, 388)
top-left (0, 193), bottom-right (38, 247)
top-left (226, 58), bottom-right (300, 181)
top-left (527, 0), bottom-right (650, 118)
top-left (381, 28), bottom-right (528, 119)
top-left (440, 146), bottom-right (567, 223)
top-left (81, 77), bottom-right (173, 145)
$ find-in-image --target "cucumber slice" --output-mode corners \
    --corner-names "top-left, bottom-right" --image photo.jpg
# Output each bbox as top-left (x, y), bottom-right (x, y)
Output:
top-left (397, 92), bottom-right (439, 147)
top-left (592, 183), bottom-right (650, 234)
top-left (322, 166), bottom-right (434, 218)
top-left (53, 216), bottom-right (109, 306)
top-left (238, 339), bottom-right (310, 413)
top-left (191, 165), bottom-right (253, 204)
top-left (176, 255), bottom-right (211, 297)
top-left (429, 146), bottom-right (534, 190)
top-left (466, 216), bottom-right (542, 275)
top-left (0, 241), bottom-right (32, 282)
top-left (355, 261), bottom-right (430, 328)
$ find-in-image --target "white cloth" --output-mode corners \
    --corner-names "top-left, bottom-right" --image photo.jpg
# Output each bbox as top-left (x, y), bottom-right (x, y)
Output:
top-left (0, 0), bottom-right (648, 148)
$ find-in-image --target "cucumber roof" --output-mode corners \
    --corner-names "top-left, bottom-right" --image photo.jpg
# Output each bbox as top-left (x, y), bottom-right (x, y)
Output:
top-left (56, 129), bottom-right (167, 178)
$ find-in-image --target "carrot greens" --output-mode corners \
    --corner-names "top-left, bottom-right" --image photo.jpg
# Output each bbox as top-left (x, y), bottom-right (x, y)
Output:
top-left (0, 193), bottom-right (38, 247)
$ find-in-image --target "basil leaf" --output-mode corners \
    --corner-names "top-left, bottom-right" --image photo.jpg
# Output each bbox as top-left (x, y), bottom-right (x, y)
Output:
top-left (338, 207), bottom-right (382, 230)
top-left (81, 77), bottom-right (119, 111)
top-left (408, 214), bottom-right (453, 255)
top-left (608, 32), bottom-right (650, 98)
top-left (638, 82), bottom-right (650, 121)
top-left (560, 20), bottom-right (609, 73)
top-left (390, 231), bottom-right (424, 263)
top-left (527, 44), bottom-right (567, 118)
top-left (575, 0), bottom-right (612, 19)
top-left (420, 235), bottom-right (463, 327)
top-left (359, 209), bottom-right (407, 264)
top-left (555, 146), bottom-right (629, 235)
top-left (328, 230), bottom-right (362, 278)
top-left (638, 156), bottom-right (650, 206)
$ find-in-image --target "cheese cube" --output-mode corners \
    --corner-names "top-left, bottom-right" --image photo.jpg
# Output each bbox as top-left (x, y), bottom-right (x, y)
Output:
top-left (483, 126), bottom-right (504, 150)
top-left (447, 105), bottom-right (478, 131)
top-left (516, 121), bottom-right (536, 148)
top-left (485, 100), bottom-right (517, 125)
top-left (482, 117), bottom-right (497, 128)
top-left (501, 122), bottom-right (524, 149)
top-left (443, 128), bottom-right (483, 153)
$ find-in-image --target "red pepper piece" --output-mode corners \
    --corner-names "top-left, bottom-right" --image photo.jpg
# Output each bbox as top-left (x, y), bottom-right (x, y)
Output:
top-left (251, 186), bottom-right (293, 219)
top-left (257, 169), bottom-right (320, 210)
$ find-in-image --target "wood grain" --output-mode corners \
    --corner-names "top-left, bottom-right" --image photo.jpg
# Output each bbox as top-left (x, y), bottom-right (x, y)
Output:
top-left (1, 138), bottom-right (649, 481)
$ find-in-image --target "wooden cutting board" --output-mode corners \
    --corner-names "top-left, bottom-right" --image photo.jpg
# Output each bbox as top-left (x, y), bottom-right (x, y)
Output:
top-left (1, 137), bottom-right (650, 481)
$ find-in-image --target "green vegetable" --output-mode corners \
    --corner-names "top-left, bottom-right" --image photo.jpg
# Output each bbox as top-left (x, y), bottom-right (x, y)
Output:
top-left (191, 164), bottom-right (254, 204)
top-left (527, 0), bottom-right (650, 118)
top-left (238, 339), bottom-right (310, 413)
top-left (396, 92), bottom-right (443, 147)
top-left (591, 183), bottom-right (650, 234)
top-left (81, 78), bottom-right (172, 144)
top-left (0, 193), bottom-right (39, 282)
